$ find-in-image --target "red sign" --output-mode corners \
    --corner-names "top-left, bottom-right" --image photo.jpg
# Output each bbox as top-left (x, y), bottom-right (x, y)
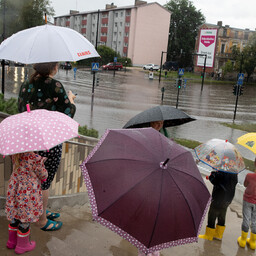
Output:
top-left (201, 36), bottom-right (215, 47)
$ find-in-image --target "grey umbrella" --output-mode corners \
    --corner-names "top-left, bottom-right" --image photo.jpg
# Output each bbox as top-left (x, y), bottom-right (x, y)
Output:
top-left (123, 105), bottom-right (195, 129)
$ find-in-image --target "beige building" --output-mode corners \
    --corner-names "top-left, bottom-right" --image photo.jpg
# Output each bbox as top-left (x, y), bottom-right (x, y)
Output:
top-left (194, 21), bottom-right (255, 74)
top-left (54, 1), bottom-right (171, 66)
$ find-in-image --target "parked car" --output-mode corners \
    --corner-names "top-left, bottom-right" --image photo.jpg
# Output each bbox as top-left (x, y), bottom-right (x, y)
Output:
top-left (14, 62), bottom-right (25, 67)
top-left (60, 62), bottom-right (72, 70)
top-left (102, 62), bottom-right (123, 70)
top-left (162, 61), bottom-right (178, 71)
top-left (143, 64), bottom-right (160, 71)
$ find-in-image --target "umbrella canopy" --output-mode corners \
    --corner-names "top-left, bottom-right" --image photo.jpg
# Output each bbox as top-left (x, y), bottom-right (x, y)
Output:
top-left (0, 24), bottom-right (100, 64)
top-left (237, 133), bottom-right (256, 154)
top-left (0, 106), bottom-right (79, 155)
top-left (80, 128), bottom-right (210, 254)
top-left (123, 105), bottom-right (195, 129)
top-left (194, 139), bottom-right (245, 174)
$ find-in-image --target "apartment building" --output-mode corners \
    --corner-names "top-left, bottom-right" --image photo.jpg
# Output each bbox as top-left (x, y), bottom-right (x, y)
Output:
top-left (54, 1), bottom-right (171, 66)
top-left (194, 21), bottom-right (255, 74)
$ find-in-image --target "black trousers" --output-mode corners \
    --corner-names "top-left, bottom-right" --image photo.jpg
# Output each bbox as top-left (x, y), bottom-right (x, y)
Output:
top-left (207, 203), bottom-right (228, 228)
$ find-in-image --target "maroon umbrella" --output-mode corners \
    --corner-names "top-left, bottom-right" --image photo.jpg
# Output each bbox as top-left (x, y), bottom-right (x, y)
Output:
top-left (80, 128), bottom-right (211, 254)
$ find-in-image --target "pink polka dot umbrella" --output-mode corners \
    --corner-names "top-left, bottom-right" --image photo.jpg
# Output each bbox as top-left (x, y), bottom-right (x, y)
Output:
top-left (0, 105), bottom-right (79, 156)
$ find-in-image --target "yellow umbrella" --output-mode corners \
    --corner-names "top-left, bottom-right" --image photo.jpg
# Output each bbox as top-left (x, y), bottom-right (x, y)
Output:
top-left (237, 133), bottom-right (256, 154)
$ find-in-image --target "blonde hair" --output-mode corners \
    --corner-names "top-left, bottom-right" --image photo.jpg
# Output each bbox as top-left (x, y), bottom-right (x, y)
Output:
top-left (11, 153), bottom-right (21, 171)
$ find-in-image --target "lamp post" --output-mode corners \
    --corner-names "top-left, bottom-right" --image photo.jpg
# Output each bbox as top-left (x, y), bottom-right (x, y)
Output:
top-left (159, 51), bottom-right (167, 83)
top-left (92, 9), bottom-right (100, 95)
top-left (233, 53), bottom-right (244, 121)
top-left (192, 53), bottom-right (207, 91)
top-left (1, 0), bottom-right (6, 95)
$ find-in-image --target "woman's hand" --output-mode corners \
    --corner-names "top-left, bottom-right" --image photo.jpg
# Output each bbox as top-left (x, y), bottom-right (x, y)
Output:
top-left (68, 90), bottom-right (76, 104)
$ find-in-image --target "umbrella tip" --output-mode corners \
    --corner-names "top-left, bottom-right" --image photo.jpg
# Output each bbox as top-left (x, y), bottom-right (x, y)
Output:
top-left (160, 159), bottom-right (169, 169)
top-left (225, 139), bottom-right (228, 143)
top-left (163, 158), bottom-right (170, 166)
top-left (26, 104), bottom-right (31, 113)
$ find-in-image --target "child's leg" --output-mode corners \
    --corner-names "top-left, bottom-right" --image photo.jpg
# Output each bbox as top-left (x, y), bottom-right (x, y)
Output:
top-left (6, 219), bottom-right (20, 249)
top-left (242, 201), bottom-right (252, 233)
top-left (15, 222), bottom-right (36, 254)
top-left (247, 203), bottom-right (256, 249)
top-left (250, 203), bottom-right (256, 234)
top-left (207, 204), bottom-right (218, 228)
top-left (238, 201), bottom-right (250, 248)
top-left (217, 207), bottom-right (228, 226)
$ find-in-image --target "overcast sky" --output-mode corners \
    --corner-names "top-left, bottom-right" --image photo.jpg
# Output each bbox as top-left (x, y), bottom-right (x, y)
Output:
top-left (50, 0), bottom-right (256, 31)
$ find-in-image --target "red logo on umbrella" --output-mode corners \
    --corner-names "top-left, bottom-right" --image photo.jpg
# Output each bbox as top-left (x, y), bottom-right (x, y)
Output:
top-left (77, 51), bottom-right (91, 57)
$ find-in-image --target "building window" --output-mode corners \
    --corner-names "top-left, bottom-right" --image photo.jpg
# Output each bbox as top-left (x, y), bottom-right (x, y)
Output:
top-left (115, 22), bottom-right (117, 27)
top-left (244, 33), bottom-right (249, 40)
top-left (125, 33), bottom-right (129, 37)
top-left (124, 43), bottom-right (128, 47)
top-left (120, 22), bottom-right (123, 26)
top-left (235, 31), bottom-right (238, 39)
top-left (125, 23), bottom-right (130, 26)
top-left (223, 29), bottom-right (227, 37)
top-left (120, 12), bottom-right (123, 17)
top-left (115, 13), bottom-right (118, 18)
top-left (221, 44), bottom-right (225, 53)
top-left (126, 11), bottom-right (130, 16)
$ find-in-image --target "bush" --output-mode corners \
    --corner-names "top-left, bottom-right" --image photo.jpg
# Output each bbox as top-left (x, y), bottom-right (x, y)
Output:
top-left (0, 94), bottom-right (18, 115)
top-left (78, 125), bottom-right (99, 138)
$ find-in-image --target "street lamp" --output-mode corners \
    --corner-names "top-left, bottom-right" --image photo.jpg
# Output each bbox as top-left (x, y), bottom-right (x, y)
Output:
top-left (159, 51), bottom-right (167, 83)
top-left (1, 0), bottom-right (6, 95)
top-left (192, 53), bottom-right (207, 91)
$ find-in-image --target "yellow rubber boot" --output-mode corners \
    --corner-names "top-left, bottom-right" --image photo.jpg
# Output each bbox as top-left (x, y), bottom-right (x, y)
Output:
top-left (247, 232), bottom-right (256, 250)
top-left (237, 231), bottom-right (248, 248)
top-left (198, 227), bottom-right (215, 241)
top-left (214, 225), bottom-right (225, 240)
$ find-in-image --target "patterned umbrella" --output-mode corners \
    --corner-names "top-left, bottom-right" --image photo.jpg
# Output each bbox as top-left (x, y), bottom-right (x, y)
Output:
top-left (194, 138), bottom-right (245, 174)
top-left (0, 105), bottom-right (79, 156)
top-left (80, 128), bottom-right (210, 254)
top-left (237, 133), bottom-right (256, 154)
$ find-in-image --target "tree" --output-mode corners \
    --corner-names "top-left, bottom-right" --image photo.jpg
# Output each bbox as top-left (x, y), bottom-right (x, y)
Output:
top-left (221, 60), bottom-right (233, 79)
top-left (0, 0), bottom-right (54, 41)
top-left (232, 34), bottom-right (256, 81)
top-left (165, 0), bottom-right (205, 68)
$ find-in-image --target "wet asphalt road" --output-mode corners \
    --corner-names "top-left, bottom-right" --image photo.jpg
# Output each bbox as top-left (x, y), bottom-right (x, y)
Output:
top-left (3, 66), bottom-right (256, 162)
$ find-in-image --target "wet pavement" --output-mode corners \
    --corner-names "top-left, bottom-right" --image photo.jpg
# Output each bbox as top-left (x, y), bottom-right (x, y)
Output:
top-left (0, 180), bottom-right (255, 256)
top-left (1, 66), bottom-right (256, 255)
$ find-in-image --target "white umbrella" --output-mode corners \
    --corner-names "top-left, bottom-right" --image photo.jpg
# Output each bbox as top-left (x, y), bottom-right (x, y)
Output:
top-left (0, 24), bottom-right (100, 64)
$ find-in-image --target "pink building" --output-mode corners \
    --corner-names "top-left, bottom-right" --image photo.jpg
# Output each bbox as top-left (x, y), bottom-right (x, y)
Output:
top-left (54, 1), bottom-right (171, 66)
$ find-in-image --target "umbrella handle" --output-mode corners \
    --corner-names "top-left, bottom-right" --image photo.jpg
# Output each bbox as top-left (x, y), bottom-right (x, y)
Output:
top-left (26, 104), bottom-right (31, 113)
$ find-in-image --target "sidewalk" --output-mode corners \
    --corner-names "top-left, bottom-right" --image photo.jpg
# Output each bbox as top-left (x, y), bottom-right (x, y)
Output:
top-left (0, 186), bottom-right (254, 256)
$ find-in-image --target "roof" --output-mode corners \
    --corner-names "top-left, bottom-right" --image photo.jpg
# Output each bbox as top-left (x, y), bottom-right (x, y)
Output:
top-left (54, 2), bottom-right (170, 19)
